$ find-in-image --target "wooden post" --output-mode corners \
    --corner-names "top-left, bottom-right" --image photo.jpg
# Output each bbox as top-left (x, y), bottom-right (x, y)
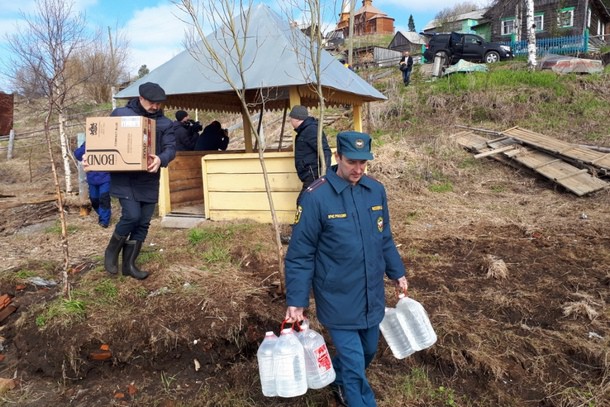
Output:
top-left (288, 87), bottom-right (301, 152)
top-left (353, 105), bottom-right (363, 132)
top-left (7, 129), bottom-right (14, 160)
top-left (242, 109), bottom-right (253, 153)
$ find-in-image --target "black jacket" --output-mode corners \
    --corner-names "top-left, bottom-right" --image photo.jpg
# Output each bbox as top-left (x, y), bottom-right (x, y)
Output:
top-left (399, 55), bottom-right (413, 70)
top-left (294, 116), bottom-right (331, 185)
top-left (109, 98), bottom-right (176, 203)
top-left (173, 120), bottom-right (200, 151)
top-left (195, 121), bottom-right (229, 151)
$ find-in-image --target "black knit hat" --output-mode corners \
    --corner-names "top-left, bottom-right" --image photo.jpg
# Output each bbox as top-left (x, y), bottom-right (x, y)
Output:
top-left (175, 110), bottom-right (188, 121)
top-left (139, 82), bottom-right (167, 102)
top-left (289, 105), bottom-right (308, 120)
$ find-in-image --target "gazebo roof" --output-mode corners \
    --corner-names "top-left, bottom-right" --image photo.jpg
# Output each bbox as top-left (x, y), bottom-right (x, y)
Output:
top-left (115, 4), bottom-right (386, 113)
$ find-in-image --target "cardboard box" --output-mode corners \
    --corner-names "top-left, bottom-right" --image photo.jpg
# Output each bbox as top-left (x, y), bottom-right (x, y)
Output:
top-left (85, 116), bottom-right (155, 171)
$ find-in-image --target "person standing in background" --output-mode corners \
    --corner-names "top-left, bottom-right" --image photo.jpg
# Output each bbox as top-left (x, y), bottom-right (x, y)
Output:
top-left (195, 120), bottom-right (229, 151)
top-left (102, 82), bottom-right (176, 280)
top-left (288, 105), bottom-right (331, 202)
top-left (399, 51), bottom-right (413, 86)
top-left (173, 110), bottom-right (202, 151)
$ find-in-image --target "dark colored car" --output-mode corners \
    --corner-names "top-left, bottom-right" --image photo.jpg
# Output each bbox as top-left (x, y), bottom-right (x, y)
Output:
top-left (423, 32), bottom-right (513, 65)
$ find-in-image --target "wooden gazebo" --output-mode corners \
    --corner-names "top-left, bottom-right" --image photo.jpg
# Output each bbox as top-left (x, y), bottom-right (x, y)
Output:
top-left (115, 4), bottom-right (386, 224)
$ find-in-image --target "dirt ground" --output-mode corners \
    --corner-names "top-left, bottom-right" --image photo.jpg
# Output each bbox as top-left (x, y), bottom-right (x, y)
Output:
top-left (0, 77), bottom-right (609, 406)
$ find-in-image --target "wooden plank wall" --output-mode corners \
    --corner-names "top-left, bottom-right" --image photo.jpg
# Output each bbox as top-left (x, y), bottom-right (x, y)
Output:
top-left (167, 152), bottom-right (205, 207)
top-left (202, 152), bottom-right (301, 223)
top-left (162, 150), bottom-right (245, 215)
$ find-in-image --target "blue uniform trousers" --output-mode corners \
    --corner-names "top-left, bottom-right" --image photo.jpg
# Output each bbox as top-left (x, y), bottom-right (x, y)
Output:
top-left (114, 198), bottom-right (156, 241)
top-left (89, 181), bottom-right (111, 226)
top-left (328, 326), bottom-right (380, 407)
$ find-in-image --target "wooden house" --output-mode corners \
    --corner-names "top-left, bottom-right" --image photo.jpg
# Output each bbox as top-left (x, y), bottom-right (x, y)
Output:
top-left (335, 0), bottom-right (394, 37)
top-left (483, 0), bottom-right (610, 42)
top-left (114, 4), bottom-right (386, 225)
top-left (0, 92), bottom-right (13, 136)
top-left (423, 9), bottom-right (489, 34)
top-left (388, 31), bottom-right (428, 55)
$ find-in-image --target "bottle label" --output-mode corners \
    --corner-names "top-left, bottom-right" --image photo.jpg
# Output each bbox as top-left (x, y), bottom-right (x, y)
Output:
top-left (314, 344), bottom-right (332, 372)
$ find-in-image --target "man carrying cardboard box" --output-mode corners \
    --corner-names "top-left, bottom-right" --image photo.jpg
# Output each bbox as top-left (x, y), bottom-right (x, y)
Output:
top-left (103, 82), bottom-right (176, 280)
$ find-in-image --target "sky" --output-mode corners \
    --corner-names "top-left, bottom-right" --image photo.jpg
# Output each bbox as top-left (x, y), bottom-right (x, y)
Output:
top-left (0, 0), bottom-right (480, 92)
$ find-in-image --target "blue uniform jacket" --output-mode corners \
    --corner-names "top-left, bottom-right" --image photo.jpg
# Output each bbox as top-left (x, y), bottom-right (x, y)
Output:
top-left (109, 98), bottom-right (176, 203)
top-left (74, 143), bottom-right (110, 186)
top-left (285, 166), bottom-right (406, 330)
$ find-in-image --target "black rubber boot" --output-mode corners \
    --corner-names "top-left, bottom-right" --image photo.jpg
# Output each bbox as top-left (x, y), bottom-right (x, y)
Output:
top-left (104, 233), bottom-right (127, 274)
top-left (122, 240), bottom-right (149, 280)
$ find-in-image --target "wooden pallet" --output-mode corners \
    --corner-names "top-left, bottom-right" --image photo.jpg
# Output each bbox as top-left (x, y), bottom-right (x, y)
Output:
top-left (452, 130), bottom-right (608, 196)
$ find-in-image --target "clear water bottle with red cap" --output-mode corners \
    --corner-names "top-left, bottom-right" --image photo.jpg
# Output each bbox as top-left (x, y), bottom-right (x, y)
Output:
top-left (274, 326), bottom-right (307, 397)
top-left (395, 293), bottom-right (437, 351)
top-left (257, 331), bottom-right (278, 397)
top-left (297, 319), bottom-right (336, 389)
top-left (380, 307), bottom-right (417, 359)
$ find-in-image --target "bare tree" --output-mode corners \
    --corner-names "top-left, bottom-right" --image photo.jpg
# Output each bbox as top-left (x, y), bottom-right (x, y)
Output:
top-left (5, 0), bottom-right (94, 296)
top-left (434, 1), bottom-right (481, 32)
top-left (176, 0), bottom-right (288, 291)
top-left (283, 0), bottom-right (332, 177)
top-left (78, 26), bottom-right (130, 103)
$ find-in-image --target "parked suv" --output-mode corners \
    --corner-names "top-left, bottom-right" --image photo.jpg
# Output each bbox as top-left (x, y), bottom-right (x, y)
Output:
top-left (423, 32), bottom-right (513, 65)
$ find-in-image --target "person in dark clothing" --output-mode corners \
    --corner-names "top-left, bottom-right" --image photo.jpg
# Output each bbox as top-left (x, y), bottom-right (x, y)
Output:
top-left (173, 110), bottom-right (202, 151)
top-left (102, 82), bottom-right (176, 280)
top-left (399, 51), bottom-right (414, 86)
top-left (195, 120), bottom-right (229, 151)
top-left (74, 142), bottom-right (111, 228)
top-left (288, 105), bottom-right (331, 199)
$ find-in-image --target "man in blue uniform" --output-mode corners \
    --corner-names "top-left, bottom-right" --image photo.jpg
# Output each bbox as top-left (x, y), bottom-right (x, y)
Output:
top-left (284, 131), bottom-right (409, 407)
top-left (103, 82), bottom-right (176, 280)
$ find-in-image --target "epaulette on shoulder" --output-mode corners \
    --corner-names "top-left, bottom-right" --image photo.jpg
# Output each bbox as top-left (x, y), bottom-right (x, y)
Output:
top-left (305, 177), bottom-right (327, 193)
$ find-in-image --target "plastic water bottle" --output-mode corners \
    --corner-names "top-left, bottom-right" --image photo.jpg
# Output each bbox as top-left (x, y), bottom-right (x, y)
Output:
top-left (396, 293), bottom-right (437, 351)
top-left (379, 307), bottom-right (417, 359)
top-left (274, 327), bottom-right (307, 397)
top-left (257, 331), bottom-right (278, 397)
top-left (297, 320), bottom-right (336, 389)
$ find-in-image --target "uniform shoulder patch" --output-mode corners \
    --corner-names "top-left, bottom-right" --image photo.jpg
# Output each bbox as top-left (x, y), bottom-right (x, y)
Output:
top-left (305, 177), bottom-right (327, 193)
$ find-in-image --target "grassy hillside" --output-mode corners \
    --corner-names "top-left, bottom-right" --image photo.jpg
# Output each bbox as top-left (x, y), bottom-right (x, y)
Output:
top-left (0, 60), bottom-right (609, 406)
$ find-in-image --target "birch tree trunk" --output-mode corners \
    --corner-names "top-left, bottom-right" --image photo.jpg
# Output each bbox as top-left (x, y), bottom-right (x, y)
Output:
top-left (526, 0), bottom-right (537, 69)
top-left (58, 111), bottom-right (73, 193)
top-left (44, 110), bottom-right (71, 297)
top-left (178, 0), bottom-right (286, 293)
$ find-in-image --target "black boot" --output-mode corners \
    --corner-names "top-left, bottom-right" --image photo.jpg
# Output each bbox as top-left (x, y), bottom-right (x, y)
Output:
top-left (104, 233), bottom-right (127, 274)
top-left (122, 240), bottom-right (149, 280)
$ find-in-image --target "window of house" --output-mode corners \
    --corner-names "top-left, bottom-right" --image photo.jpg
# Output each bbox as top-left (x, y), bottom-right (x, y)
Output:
top-left (501, 18), bottom-right (515, 36)
top-left (558, 7), bottom-right (575, 28)
top-left (534, 13), bottom-right (544, 32)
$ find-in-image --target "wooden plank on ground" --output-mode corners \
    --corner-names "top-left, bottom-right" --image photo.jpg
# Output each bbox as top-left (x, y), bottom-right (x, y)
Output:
top-left (504, 147), bottom-right (608, 196)
top-left (474, 145), bottom-right (516, 159)
top-left (502, 127), bottom-right (610, 172)
top-left (452, 130), bottom-right (608, 196)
